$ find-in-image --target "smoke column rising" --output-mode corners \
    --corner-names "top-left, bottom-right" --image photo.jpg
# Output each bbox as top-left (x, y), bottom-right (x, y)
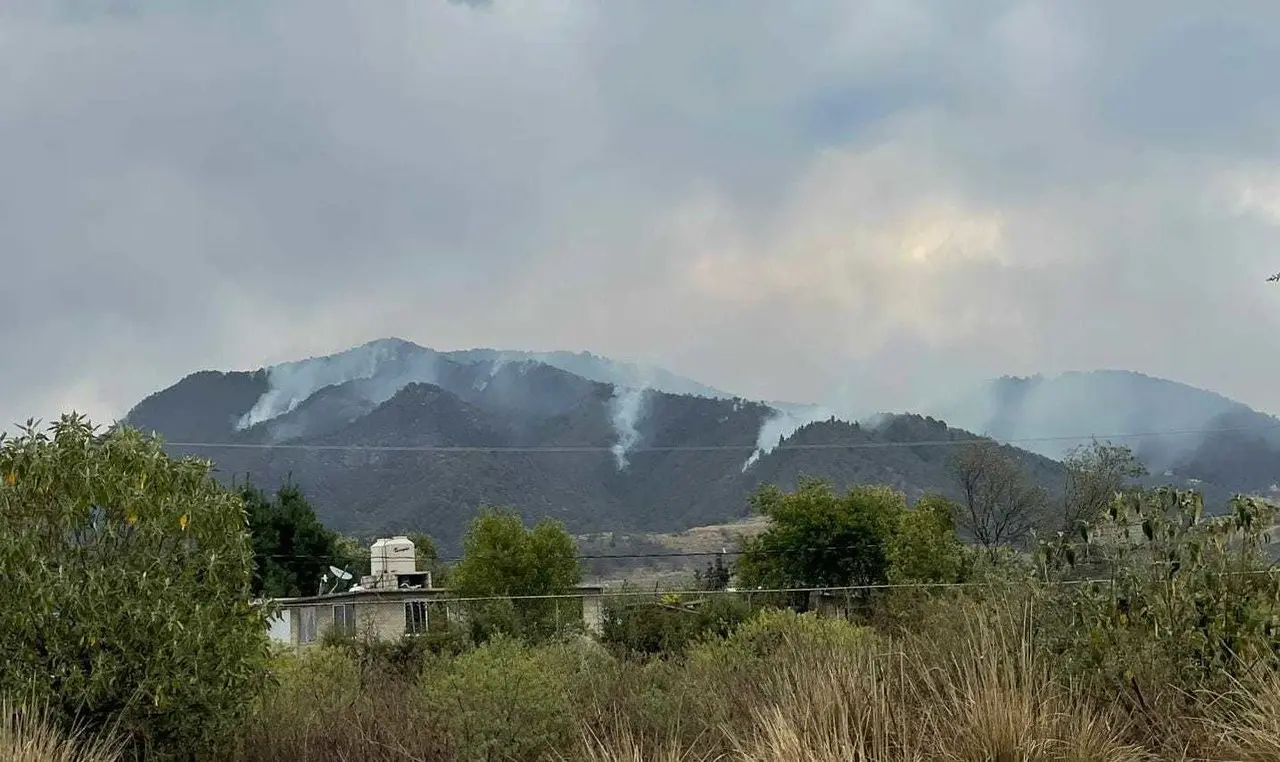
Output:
top-left (609, 385), bottom-right (649, 470)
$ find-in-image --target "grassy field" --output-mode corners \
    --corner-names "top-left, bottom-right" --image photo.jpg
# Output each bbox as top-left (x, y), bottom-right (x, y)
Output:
top-left (14, 588), bottom-right (1280, 762)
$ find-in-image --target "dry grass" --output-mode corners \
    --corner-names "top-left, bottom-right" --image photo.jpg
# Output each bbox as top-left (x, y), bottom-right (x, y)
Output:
top-left (23, 598), bottom-right (1280, 761)
top-left (1204, 670), bottom-right (1280, 761)
top-left (728, 611), bottom-right (1152, 762)
top-left (0, 702), bottom-right (122, 762)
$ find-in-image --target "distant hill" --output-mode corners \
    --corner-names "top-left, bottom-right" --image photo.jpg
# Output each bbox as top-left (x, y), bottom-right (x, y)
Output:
top-left (923, 370), bottom-right (1280, 502)
top-left (122, 339), bottom-right (1065, 551)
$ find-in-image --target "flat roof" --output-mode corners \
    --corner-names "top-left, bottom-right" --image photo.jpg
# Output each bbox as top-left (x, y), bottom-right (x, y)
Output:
top-left (270, 584), bottom-right (605, 606)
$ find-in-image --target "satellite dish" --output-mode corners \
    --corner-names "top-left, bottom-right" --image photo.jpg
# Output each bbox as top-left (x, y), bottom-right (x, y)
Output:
top-left (329, 566), bottom-right (353, 581)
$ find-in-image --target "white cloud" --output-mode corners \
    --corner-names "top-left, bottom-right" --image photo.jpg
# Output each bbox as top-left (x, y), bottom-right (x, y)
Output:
top-left (2, 1), bottom-right (1280, 429)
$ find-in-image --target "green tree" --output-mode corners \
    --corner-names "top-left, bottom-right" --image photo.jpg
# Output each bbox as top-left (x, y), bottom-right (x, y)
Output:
top-left (887, 493), bottom-right (966, 584)
top-left (736, 479), bottom-right (906, 589)
top-left (406, 531), bottom-right (451, 586)
top-left (451, 508), bottom-right (581, 640)
top-left (241, 478), bottom-right (354, 598)
top-left (695, 552), bottom-right (732, 591)
top-left (0, 415), bottom-right (270, 758)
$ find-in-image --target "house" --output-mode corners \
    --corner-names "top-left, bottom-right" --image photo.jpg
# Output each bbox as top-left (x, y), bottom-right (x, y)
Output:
top-left (265, 535), bottom-right (605, 647)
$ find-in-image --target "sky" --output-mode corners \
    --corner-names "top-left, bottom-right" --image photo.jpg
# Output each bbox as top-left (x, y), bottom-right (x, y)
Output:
top-left (4, 0), bottom-right (1280, 431)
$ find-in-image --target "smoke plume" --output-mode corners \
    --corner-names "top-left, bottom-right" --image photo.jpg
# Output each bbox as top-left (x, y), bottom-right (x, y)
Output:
top-left (609, 385), bottom-right (650, 470)
top-left (742, 403), bottom-right (841, 472)
top-left (236, 338), bottom-right (438, 430)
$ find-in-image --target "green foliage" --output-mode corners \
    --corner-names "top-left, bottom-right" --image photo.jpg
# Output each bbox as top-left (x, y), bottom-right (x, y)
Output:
top-left (689, 607), bottom-right (875, 665)
top-left (242, 478), bottom-right (355, 598)
top-left (600, 595), bottom-right (754, 657)
top-left (451, 508), bottom-right (581, 641)
top-left (694, 553), bottom-right (732, 591)
top-left (0, 415), bottom-right (271, 758)
top-left (887, 493), bottom-right (967, 584)
top-left (240, 646), bottom-right (452, 762)
top-left (1036, 487), bottom-right (1280, 696)
top-left (737, 478), bottom-right (906, 589)
top-left (420, 634), bottom-right (576, 762)
top-left (407, 531), bottom-right (449, 584)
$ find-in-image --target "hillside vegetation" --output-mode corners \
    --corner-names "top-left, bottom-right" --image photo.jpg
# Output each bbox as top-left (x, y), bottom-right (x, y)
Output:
top-left (9, 416), bottom-right (1280, 761)
top-left (123, 341), bottom-right (1071, 550)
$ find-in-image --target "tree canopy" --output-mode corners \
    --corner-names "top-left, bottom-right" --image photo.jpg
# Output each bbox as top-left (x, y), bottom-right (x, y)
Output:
top-left (949, 440), bottom-right (1049, 548)
top-left (737, 479), bottom-right (906, 589)
top-left (451, 508), bottom-right (581, 640)
top-left (0, 415), bottom-right (270, 757)
top-left (1060, 439), bottom-right (1147, 532)
top-left (452, 508), bottom-right (580, 597)
top-left (241, 478), bottom-right (355, 598)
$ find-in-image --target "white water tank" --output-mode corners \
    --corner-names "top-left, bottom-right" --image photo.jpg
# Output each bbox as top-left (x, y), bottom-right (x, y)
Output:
top-left (371, 536), bottom-right (417, 577)
top-left (370, 538), bottom-right (389, 576)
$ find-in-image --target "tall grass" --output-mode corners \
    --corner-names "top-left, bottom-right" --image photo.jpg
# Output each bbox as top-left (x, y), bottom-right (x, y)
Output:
top-left (23, 597), bottom-right (1280, 761)
top-left (0, 702), bottom-right (122, 762)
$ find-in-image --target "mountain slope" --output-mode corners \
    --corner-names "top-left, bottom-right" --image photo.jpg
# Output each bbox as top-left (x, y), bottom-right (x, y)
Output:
top-left (924, 370), bottom-right (1280, 498)
top-left (122, 340), bottom-right (1066, 551)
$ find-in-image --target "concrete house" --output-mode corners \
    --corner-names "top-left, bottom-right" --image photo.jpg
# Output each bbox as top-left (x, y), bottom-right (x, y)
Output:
top-left (266, 535), bottom-right (604, 647)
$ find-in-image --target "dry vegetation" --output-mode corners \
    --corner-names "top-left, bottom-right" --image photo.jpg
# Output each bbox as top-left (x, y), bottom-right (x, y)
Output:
top-left (17, 588), bottom-right (1280, 761)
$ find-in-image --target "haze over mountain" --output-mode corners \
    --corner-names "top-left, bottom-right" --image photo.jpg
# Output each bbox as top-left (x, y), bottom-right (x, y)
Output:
top-left (922, 370), bottom-right (1280, 498)
top-left (123, 339), bottom-right (1060, 549)
top-left (123, 339), bottom-right (1280, 549)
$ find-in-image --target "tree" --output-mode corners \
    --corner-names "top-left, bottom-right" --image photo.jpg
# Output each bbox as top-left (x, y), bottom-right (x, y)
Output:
top-left (0, 415), bottom-right (270, 757)
top-left (949, 440), bottom-right (1048, 548)
top-left (241, 478), bottom-right (354, 598)
top-left (887, 493), bottom-right (966, 584)
top-left (451, 508), bottom-right (581, 640)
top-left (736, 478), bottom-right (906, 589)
top-left (1059, 440), bottom-right (1147, 532)
top-left (695, 552), bottom-right (732, 591)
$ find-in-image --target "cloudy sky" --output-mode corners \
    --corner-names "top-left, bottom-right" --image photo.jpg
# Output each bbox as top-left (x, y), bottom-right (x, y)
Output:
top-left (3, 0), bottom-right (1280, 430)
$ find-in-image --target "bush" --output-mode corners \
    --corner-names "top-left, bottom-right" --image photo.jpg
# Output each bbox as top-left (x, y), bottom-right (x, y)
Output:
top-left (420, 634), bottom-right (577, 762)
top-left (1036, 489), bottom-right (1280, 706)
top-left (0, 417), bottom-right (270, 758)
top-left (600, 594), bottom-right (754, 657)
top-left (237, 646), bottom-right (451, 762)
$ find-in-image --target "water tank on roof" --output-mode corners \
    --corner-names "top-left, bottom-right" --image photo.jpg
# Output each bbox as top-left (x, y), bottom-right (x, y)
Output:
top-left (371, 536), bottom-right (417, 577)
top-left (370, 538), bottom-right (389, 576)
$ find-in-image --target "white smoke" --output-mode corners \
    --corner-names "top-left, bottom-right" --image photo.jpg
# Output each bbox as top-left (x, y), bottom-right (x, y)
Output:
top-left (742, 403), bottom-right (842, 472)
top-left (609, 385), bottom-right (650, 470)
top-left (236, 338), bottom-right (438, 430)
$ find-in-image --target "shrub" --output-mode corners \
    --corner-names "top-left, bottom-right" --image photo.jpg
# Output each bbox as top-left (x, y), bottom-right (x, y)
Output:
top-left (420, 634), bottom-right (577, 761)
top-left (0, 417), bottom-right (271, 758)
top-left (600, 595), bottom-right (754, 657)
top-left (236, 647), bottom-right (452, 762)
top-left (1035, 489), bottom-right (1280, 707)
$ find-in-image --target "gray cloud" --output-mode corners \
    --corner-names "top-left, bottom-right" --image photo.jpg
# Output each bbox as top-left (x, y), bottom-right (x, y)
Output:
top-left (3, 0), bottom-right (1280, 432)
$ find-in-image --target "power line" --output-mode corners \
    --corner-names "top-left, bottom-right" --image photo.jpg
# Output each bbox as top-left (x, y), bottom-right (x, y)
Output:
top-left (163, 421), bottom-right (1280, 455)
top-left (271, 568), bottom-right (1280, 605)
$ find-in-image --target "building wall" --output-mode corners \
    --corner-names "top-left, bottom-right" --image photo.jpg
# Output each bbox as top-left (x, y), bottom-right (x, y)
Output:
top-left (266, 612), bottom-right (292, 644)
top-left (272, 590), bottom-right (603, 647)
top-left (357, 599), bottom-right (408, 640)
top-left (581, 594), bottom-right (603, 635)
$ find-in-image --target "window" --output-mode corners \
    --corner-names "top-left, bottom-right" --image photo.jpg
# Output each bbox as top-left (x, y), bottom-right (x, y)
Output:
top-left (332, 604), bottom-right (356, 637)
top-left (296, 608), bottom-right (317, 645)
top-left (405, 600), bottom-right (427, 635)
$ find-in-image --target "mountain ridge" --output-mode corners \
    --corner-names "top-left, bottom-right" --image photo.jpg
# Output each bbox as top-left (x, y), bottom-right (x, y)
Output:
top-left (123, 341), bottom-right (1280, 550)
